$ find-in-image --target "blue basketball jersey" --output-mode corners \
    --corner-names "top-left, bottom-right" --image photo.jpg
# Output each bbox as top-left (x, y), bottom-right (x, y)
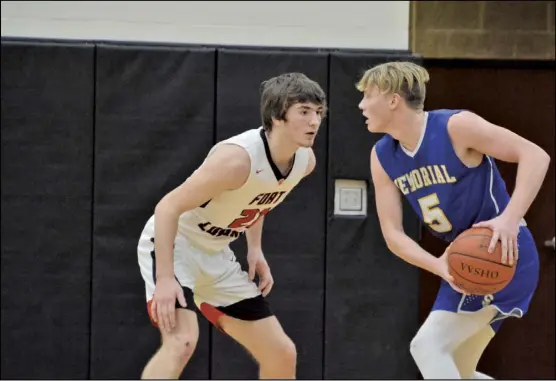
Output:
top-left (375, 109), bottom-right (511, 242)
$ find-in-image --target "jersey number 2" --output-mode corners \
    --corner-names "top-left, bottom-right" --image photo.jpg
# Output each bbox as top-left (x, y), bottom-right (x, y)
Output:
top-left (418, 193), bottom-right (452, 233)
top-left (228, 208), bottom-right (270, 229)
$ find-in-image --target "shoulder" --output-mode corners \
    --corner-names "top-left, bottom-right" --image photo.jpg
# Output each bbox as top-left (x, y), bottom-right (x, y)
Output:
top-left (425, 108), bottom-right (471, 142)
top-left (373, 134), bottom-right (395, 159)
top-left (217, 128), bottom-right (263, 154)
top-left (446, 110), bottom-right (488, 141)
top-left (446, 110), bottom-right (480, 128)
top-left (203, 143), bottom-right (251, 189)
top-left (430, 109), bottom-right (469, 129)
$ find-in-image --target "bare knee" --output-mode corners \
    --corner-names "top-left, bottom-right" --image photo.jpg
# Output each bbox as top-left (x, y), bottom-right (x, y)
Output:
top-left (161, 332), bottom-right (197, 361)
top-left (279, 338), bottom-right (297, 366)
top-left (264, 337), bottom-right (297, 369)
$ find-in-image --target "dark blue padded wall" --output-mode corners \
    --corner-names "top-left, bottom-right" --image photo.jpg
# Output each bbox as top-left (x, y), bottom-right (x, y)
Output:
top-left (325, 52), bottom-right (422, 379)
top-left (0, 40), bottom-right (94, 379)
top-left (211, 48), bottom-right (328, 379)
top-left (91, 44), bottom-right (216, 379)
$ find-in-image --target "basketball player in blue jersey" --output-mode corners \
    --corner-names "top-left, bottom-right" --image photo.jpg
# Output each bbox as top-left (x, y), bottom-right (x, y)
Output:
top-left (136, 72), bottom-right (326, 379)
top-left (357, 61), bottom-right (550, 379)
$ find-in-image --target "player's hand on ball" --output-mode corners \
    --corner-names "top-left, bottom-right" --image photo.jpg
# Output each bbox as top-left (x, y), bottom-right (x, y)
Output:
top-left (151, 276), bottom-right (187, 333)
top-left (473, 214), bottom-right (520, 266)
top-left (247, 250), bottom-right (274, 297)
top-left (437, 247), bottom-right (467, 295)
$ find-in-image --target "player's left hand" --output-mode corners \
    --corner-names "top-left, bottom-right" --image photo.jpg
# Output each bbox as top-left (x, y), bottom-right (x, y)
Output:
top-left (247, 250), bottom-right (274, 297)
top-left (473, 214), bottom-right (520, 266)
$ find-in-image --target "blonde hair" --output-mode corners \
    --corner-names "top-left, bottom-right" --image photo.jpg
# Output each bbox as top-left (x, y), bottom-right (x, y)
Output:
top-left (356, 61), bottom-right (430, 110)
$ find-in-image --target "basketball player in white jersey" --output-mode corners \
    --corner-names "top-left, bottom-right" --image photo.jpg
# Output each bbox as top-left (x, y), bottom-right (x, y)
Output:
top-left (136, 72), bottom-right (326, 379)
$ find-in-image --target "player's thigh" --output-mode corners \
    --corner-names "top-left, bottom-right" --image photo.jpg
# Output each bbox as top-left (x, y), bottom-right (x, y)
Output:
top-left (411, 306), bottom-right (498, 353)
top-left (162, 308), bottom-right (200, 343)
top-left (452, 325), bottom-right (495, 379)
top-left (193, 246), bottom-right (262, 310)
top-left (137, 221), bottom-right (199, 304)
top-left (138, 223), bottom-right (201, 332)
top-left (191, 248), bottom-right (294, 362)
top-left (220, 314), bottom-right (296, 364)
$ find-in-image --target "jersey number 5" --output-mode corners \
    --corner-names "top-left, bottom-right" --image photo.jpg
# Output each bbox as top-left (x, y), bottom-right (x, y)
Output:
top-left (418, 193), bottom-right (452, 233)
top-left (228, 208), bottom-right (270, 229)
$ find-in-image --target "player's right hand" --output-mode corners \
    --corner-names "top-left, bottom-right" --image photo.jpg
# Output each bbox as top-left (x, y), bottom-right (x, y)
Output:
top-left (151, 276), bottom-right (187, 333)
top-left (436, 249), bottom-right (468, 295)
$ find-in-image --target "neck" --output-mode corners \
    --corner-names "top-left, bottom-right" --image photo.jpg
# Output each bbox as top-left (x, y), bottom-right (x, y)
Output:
top-left (265, 129), bottom-right (298, 166)
top-left (388, 110), bottom-right (426, 152)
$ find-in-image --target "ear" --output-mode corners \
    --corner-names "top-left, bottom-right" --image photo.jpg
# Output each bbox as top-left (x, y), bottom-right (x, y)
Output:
top-left (389, 93), bottom-right (401, 110)
top-left (271, 116), bottom-right (284, 128)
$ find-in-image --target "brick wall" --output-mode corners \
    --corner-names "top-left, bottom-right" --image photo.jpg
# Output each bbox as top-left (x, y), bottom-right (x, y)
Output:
top-left (411, 1), bottom-right (555, 59)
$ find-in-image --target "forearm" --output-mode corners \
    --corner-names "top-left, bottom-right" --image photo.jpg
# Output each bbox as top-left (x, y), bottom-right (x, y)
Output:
top-left (153, 200), bottom-right (181, 279)
top-left (386, 230), bottom-right (440, 276)
top-left (245, 215), bottom-right (264, 251)
top-left (503, 148), bottom-right (550, 222)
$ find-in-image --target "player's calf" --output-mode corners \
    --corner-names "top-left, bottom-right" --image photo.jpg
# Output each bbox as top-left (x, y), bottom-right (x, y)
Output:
top-left (218, 314), bottom-right (297, 379)
top-left (142, 334), bottom-right (197, 380)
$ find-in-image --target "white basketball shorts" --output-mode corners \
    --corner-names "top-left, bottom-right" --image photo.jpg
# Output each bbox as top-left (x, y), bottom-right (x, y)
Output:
top-left (137, 216), bottom-right (272, 328)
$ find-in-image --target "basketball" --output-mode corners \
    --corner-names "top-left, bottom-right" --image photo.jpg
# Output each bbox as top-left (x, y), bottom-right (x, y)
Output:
top-left (447, 227), bottom-right (516, 296)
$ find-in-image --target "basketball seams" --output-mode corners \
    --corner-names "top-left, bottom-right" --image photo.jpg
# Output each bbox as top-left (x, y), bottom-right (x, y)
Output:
top-left (449, 252), bottom-right (514, 268)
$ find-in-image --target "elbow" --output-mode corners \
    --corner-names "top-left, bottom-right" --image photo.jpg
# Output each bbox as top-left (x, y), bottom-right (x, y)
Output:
top-left (154, 200), bottom-right (166, 217)
top-left (531, 146), bottom-right (552, 175)
top-left (383, 230), bottom-right (401, 254)
top-left (154, 196), bottom-right (180, 218)
top-left (154, 195), bottom-right (167, 214)
top-left (526, 144), bottom-right (551, 167)
top-left (539, 148), bottom-right (551, 169)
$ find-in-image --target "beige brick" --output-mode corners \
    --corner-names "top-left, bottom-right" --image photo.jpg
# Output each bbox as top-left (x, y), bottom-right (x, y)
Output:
top-left (410, 0), bottom-right (418, 51)
top-left (413, 29), bottom-right (450, 58)
top-left (415, 1), bottom-right (481, 30)
top-left (445, 31), bottom-right (516, 59)
top-left (514, 32), bottom-right (555, 58)
top-left (484, 1), bottom-right (550, 31)
top-left (481, 31), bottom-right (519, 59)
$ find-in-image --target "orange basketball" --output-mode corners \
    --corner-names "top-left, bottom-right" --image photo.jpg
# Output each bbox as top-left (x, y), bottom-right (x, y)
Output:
top-left (447, 227), bottom-right (516, 296)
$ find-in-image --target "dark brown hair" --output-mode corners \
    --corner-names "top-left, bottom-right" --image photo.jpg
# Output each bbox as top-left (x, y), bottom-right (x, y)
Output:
top-left (260, 72), bottom-right (327, 131)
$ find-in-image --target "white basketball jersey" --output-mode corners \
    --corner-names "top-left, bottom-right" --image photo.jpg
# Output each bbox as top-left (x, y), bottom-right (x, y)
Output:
top-left (177, 127), bottom-right (310, 253)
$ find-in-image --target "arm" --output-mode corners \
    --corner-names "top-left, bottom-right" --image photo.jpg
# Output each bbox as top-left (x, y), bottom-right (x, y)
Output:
top-left (245, 215), bottom-right (264, 252)
top-left (370, 146), bottom-right (441, 275)
top-left (448, 111), bottom-right (551, 224)
top-left (154, 144), bottom-right (250, 279)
